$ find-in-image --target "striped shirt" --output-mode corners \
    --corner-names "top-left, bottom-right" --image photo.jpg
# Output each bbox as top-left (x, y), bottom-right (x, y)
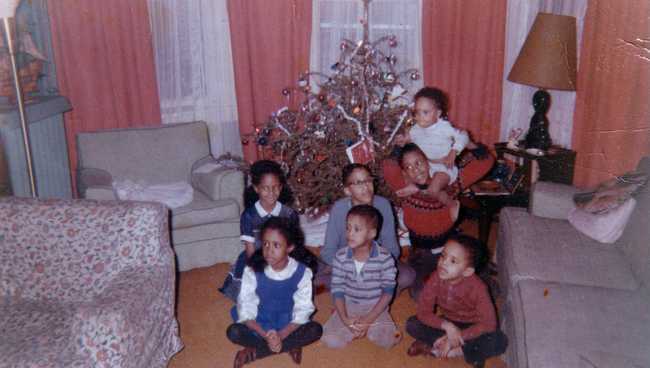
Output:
top-left (331, 242), bottom-right (397, 304)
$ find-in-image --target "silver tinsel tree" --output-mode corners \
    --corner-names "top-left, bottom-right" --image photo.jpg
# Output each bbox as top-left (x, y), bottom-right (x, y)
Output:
top-left (254, 0), bottom-right (421, 215)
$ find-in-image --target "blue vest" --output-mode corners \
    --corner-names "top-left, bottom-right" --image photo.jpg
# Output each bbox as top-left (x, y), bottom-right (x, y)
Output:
top-left (231, 263), bottom-right (307, 332)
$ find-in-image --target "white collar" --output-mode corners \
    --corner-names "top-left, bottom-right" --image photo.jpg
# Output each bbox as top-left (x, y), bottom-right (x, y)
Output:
top-left (255, 201), bottom-right (282, 217)
top-left (264, 257), bottom-right (298, 280)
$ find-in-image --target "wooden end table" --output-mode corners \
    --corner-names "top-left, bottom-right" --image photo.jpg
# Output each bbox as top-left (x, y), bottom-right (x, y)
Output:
top-left (469, 143), bottom-right (576, 245)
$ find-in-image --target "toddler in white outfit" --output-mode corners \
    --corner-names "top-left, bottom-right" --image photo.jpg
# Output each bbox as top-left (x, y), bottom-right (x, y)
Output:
top-left (396, 87), bottom-right (468, 206)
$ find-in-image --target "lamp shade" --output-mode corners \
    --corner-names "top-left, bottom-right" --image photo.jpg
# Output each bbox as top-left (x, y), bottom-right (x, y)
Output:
top-left (508, 13), bottom-right (577, 91)
top-left (0, 0), bottom-right (19, 19)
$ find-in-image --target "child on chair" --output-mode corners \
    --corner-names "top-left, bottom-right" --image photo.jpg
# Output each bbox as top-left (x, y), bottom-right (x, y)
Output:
top-left (321, 205), bottom-right (401, 349)
top-left (395, 87), bottom-right (469, 206)
top-left (226, 217), bottom-right (321, 368)
top-left (405, 234), bottom-right (507, 368)
top-left (220, 160), bottom-right (299, 301)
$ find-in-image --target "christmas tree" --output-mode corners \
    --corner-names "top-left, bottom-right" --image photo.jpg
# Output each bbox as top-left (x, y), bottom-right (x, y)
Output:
top-left (254, 0), bottom-right (421, 215)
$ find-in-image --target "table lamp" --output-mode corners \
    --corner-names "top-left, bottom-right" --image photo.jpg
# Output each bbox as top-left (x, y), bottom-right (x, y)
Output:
top-left (507, 12), bottom-right (577, 151)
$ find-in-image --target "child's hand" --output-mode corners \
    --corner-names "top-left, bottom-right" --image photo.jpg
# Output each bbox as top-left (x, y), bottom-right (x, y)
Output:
top-left (351, 318), bottom-right (370, 338)
top-left (342, 316), bottom-right (360, 336)
top-left (396, 183), bottom-right (419, 197)
top-left (441, 320), bottom-right (464, 350)
top-left (265, 330), bottom-right (282, 353)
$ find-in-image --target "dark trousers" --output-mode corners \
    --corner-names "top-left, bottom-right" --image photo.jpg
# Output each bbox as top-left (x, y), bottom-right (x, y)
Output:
top-left (226, 321), bottom-right (323, 360)
top-left (407, 248), bottom-right (441, 301)
top-left (405, 316), bottom-right (507, 365)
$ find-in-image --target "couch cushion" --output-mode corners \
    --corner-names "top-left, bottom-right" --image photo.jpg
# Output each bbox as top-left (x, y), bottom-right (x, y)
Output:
top-left (171, 220), bottom-right (240, 244)
top-left (512, 280), bottom-right (650, 368)
top-left (530, 181), bottom-right (579, 219)
top-left (171, 190), bottom-right (239, 229)
top-left (579, 351), bottom-right (648, 368)
top-left (499, 207), bottom-right (639, 291)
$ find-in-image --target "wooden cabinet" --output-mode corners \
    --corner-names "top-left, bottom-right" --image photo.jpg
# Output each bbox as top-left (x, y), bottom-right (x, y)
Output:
top-left (494, 143), bottom-right (576, 191)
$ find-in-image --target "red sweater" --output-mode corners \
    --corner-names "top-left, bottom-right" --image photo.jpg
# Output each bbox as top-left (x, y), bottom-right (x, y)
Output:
top-left (382, 153), bottom-right (494, 238)
top-left (416, 272), bottom-right (497, 341)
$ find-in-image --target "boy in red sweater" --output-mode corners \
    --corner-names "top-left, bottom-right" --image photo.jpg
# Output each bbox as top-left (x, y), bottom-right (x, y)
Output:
top-left (405, 234), bottom-right (507, 368)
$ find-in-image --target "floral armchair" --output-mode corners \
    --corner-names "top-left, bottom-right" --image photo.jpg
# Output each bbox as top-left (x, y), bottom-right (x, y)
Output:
top-left (0, 197), bottom-right (183, 367)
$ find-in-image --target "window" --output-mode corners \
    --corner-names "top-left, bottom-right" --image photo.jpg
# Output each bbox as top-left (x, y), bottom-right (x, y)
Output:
top-left (310, 0), bottom-right (423, 93)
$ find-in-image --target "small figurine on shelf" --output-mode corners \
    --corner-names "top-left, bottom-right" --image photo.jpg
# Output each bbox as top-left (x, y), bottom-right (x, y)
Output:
top-left (506, 128), bottom-right (523, 150)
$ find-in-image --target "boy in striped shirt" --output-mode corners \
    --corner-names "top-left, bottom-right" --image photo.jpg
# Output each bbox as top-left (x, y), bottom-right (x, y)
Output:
top-left (321, 205), bottom-right (401, 348)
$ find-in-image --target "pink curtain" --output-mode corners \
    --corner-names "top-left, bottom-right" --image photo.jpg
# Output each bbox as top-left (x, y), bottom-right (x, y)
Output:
top-left (48, 0), bottom-right (162, 195)
top-left (421, 0), bottom-right (507, 145)
top-left (571, 0), bottom-right (650, 187)
top-left (227, 0), bottom-right (312, 162)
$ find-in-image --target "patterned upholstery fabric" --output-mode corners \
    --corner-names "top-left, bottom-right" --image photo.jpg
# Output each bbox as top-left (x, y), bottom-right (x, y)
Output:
top-left (0, 197), bottom-right (183, 367)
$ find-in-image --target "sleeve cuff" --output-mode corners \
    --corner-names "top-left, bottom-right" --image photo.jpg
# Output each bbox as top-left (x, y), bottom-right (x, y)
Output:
top-left (240, 235), bottom-right (255, 243)
top-left (291, 316), bottom-right (309, 325)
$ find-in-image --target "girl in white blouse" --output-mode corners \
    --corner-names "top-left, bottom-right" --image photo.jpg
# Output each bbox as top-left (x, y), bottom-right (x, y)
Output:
top-left (226, 217), bottom-right (321, 368)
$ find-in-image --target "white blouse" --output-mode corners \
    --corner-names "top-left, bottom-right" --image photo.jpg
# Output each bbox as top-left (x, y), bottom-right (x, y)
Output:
top-left (236, 257), bottom-right (314, 325)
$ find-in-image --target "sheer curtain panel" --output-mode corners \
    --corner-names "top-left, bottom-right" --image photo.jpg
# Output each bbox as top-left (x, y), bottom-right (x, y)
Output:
top-left (147, 0), bottom-right (243, 157)
top-left (310, 0), bottom-right (423, 96)
top-left (499, 0), bottom-right (587, 148)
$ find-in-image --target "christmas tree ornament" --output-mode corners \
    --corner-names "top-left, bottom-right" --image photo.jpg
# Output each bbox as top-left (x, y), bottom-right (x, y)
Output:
top-left (252, 0), bottom-right (420, 214)
top-left (383, 72), bottom-right (396, 83)
top-left (257, 136), bottom-right (268, 146)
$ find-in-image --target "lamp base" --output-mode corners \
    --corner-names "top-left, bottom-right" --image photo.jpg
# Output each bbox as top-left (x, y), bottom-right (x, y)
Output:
top-left (524, 90), bottom-right (552, 151)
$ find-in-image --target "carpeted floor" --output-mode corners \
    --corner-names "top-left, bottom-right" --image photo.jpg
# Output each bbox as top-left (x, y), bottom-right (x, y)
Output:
top-left (168, 221), bottom-right (507, 368)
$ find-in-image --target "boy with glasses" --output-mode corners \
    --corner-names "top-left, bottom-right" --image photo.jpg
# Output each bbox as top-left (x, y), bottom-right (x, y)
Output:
top-left (316, 164), bottom-right (415, 294)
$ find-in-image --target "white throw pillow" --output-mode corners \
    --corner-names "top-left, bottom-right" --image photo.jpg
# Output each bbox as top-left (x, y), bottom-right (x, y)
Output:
top-left (568, 198), bottom-right (636, 244)
top-left (112, 180), bottom-right (193, 209)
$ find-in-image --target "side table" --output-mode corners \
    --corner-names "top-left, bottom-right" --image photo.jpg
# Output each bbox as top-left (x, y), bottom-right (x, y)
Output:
top-left (469, 143), bottom-right (576, 244)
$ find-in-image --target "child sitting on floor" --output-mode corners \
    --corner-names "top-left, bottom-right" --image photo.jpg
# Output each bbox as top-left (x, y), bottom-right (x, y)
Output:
top-left (226, 217), bottom-right (321, 368)
top-left (316, 163), bottom-right (414, 294)
top-left (405, 234), bottom-right (507, 368)
top-left (321, 205), bottom-right (401, 349)
top-left (220, 159), bottom-right (299, 301)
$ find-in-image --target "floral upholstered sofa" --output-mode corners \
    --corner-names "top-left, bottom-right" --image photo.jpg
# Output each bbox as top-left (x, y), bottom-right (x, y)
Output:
top-left (0, 197), bottom-right (183, 367)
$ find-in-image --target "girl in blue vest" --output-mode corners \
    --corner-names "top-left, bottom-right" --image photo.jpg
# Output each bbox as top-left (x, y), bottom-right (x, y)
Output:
top-left (227, 217), bottom-right (321, 368)
top-left (220, 159), bottom-right (300, 301)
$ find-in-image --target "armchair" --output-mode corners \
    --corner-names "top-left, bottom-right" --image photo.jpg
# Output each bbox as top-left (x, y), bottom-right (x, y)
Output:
top-left (76, 121), bottom-right (244, 271)
top-left (0, 197), bottom-right (183, 367)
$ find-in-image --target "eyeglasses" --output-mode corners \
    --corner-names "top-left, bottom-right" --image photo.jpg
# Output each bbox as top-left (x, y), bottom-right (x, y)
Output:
top-left (347, 178), bottom-right (374, 187)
